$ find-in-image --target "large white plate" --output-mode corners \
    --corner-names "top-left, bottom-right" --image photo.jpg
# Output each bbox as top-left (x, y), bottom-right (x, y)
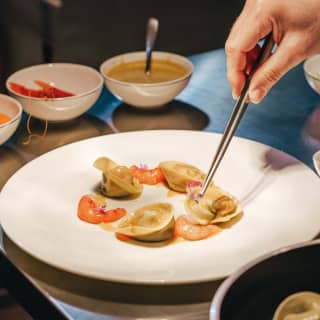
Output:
top-left (1, 131), bottom-right (320, 284)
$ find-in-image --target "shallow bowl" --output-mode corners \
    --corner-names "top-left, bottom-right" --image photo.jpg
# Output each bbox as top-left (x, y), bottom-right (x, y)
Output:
top-left (0, 94), bottom-right (22, 145)
top-left (210, 240), bottom-right (320, 320)
top-left (100, 51), bottom-right (193, 108)
top-left (6, 63), bottom-right (103, 122)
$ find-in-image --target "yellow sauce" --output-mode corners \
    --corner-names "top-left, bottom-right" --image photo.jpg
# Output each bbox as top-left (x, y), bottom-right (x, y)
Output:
top-left (155, 182), bottom-right (166, 188)
top-left (115, 232), bottom-right (175, 247)
top-left (218, 212), bottom-right (243, 229)
top-left (107, 59), bottom-right (188, 83)
top-left (167, 190), bottom-right (183, 198)
top-left (100, 223), bottom-right (117, 232)
top-left (101, 220), bottom-right (226, 246)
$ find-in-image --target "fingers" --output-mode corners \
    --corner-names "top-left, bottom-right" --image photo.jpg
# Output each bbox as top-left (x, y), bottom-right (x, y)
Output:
top-left (225, 2), bottom-right (273, 98)
top-left (226, 48), bottom-right (246, 99)
top-left (248, 36), bottom-right (304, 103)
top-left (226, 45), bottom-right (260, 99)
top-left (245, 45), bottom-right (261, 74)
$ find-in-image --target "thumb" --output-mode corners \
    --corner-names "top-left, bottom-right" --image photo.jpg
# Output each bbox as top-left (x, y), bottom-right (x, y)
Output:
top-left (249, 36), bottom-right (304, 104)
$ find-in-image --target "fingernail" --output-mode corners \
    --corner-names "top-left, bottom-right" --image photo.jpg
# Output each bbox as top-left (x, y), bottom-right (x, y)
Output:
top-left (232, 91), bottom-right (239, 100)
top-left (250, 89), bottom-right (264, 104)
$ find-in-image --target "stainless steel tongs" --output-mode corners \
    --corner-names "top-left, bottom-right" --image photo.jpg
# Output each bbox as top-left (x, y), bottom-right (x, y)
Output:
top-left (198, 34), bottom-right (275, 198)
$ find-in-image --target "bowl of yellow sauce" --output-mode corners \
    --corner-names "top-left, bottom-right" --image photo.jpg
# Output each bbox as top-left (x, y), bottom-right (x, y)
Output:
top-left (0, 94), bottom-right (22, 145)
top-left (100, 51), bottom-right (193, 108)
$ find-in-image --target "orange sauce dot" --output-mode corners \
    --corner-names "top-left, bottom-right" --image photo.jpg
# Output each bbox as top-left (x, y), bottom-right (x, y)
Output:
top-left (0, 113), bottom-right (11, 125)
top-left (116, 233), bottom-right (132, 242)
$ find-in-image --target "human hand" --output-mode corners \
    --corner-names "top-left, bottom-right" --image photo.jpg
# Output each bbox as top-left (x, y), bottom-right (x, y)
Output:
top-left (225, 0), bottom-right (320, 103)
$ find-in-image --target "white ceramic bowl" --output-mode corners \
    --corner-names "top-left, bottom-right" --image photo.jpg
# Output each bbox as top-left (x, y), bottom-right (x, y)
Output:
top-left (304, 55), bottom-right (320, 94)
top-left (0, 94), bottom-right (22, 145)
top-left (6, 63), bottom-right (103, 121)
top-left (313, 150), bottom-right (320, 176)
top-left (100, 51), bottom-right (193, 108)
top-left (210, 240), bottom-right (320, 320)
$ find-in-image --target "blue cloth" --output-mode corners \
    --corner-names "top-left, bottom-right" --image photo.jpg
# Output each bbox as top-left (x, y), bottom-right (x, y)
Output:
top-left (89, 48), bottom-right (320, 168)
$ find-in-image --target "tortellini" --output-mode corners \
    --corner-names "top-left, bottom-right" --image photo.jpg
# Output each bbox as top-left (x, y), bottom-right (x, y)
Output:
top-left (185, 186), bottom-right (241, 225)
top-left (159, 161), bottom-right (206, 193)
top-left (94, 157), bottom-right (143, 198)
top-left (92, 157), bottom-right (243, 242)
top-left (273, 292), bottom-right (320, 320)
top-left (117, 203), bottom-right (174, 242)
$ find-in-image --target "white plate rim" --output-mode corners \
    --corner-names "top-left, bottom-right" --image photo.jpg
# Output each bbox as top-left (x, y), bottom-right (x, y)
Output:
top-left (1, 130), bottom-right (320, 285)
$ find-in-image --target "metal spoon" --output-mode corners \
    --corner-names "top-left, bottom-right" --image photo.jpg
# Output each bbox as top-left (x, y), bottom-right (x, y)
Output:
top-left (145, 17), bottom-right (159, 76)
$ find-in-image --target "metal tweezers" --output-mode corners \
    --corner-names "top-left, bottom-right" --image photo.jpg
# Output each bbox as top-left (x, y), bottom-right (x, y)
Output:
top-left (198, 34), bottom-right (275, 198)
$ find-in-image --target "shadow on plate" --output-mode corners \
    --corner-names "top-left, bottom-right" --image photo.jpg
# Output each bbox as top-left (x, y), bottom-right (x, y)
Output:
top-left (239, 148), bottom-right (301, 208)
top-left (111, 100), bottom-right (209, 132)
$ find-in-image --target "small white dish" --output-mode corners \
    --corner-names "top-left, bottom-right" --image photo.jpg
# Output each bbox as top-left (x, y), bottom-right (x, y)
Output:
top-left (304, 55), bottom-right (320, 94)
top-left (100, 51), bottom-right (193, 108)
top-left (6, 63), bottom-right (103, 122)
top-left (0, 94), bottom-right (22, 145)
top-left (313, 150), bottom-right (320, 175)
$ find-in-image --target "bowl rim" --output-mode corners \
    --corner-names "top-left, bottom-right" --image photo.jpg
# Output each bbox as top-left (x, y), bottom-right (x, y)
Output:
top-left (303, 54), bottom-right (320, 81)
top-left (99, 51), bottom-right (193, 87)
top-left (6, 63), bottom-right (104, 102)
top-left (312, 150), bottom-right (320, 176)
top-left (0, 93), bottom-right (23, 129)
top-left (209, 239), bottom-right (320, 320)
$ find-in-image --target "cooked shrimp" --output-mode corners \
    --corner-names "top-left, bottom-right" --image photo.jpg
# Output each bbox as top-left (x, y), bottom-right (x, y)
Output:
top-left (130, 165), bottom-right (166, 185)
top-left (77, 194), bottom-right (126, 224)
top-left (174, 215), bottom-right (221, 241)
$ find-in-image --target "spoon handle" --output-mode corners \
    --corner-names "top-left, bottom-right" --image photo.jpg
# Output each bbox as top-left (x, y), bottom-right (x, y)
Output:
top-left (145, 17), bottom-right (159, 75)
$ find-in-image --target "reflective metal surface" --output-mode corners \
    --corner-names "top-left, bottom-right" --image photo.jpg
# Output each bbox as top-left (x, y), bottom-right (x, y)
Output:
top-left (112, 100), bottom-right (209, 132)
